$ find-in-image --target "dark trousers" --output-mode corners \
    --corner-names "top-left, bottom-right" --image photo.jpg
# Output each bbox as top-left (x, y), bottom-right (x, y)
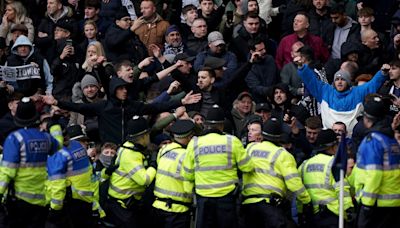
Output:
top-left (45, 198), bottom-right (94, 228)
top-left (312, 209), bottom-right (338, 228)
top-left (195, 194), bottom-right (237, 228)
top-left (151, 207), bottom-right (191, 228)
top-left (6, 198), bottom-right (48, 228)
top-left (242, 201), bottom-right (286, 228)
top-left (105, 197), bottom-right (144, 228)
top-left (357, 206), bottom-right (400, 228)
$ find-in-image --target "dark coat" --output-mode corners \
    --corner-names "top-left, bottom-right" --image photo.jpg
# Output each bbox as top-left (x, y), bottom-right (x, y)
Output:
top-left (245, 55), bottom-right (279, 103)
top-left (104, 24), bottom-right (147, 64)
top-left (58, 77), bottom-right (182, 144)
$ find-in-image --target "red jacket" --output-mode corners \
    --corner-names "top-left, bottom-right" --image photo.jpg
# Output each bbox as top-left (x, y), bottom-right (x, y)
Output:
top-left (275, 33), bottom-right (330, 70)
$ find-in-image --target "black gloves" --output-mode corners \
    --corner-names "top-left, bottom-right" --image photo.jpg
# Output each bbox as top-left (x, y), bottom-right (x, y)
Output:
top-left (105, 156), bottom-right (119, 176)
top-left (299, 203), bottom-right (314, 227)
top-left (149, 151), bottom-right (158, 169)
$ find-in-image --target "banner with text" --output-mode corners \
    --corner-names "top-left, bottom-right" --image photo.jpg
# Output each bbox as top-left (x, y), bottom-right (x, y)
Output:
top-left (0, 64), bottom-right (41, 82)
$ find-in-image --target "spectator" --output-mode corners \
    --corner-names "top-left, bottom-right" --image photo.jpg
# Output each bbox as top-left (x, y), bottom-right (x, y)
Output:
top-left (179, 4), bottom-right (198, 40)
top-left (0, 1), bottom-right (34, 46)
top-left (79, 20), bottom-right (98, 51)
top-left (305, 116), bottom-right (322, 147)
top-left (230, 12), bottom-right (270, 63)
top-left (186, 18), bottom-right (208, 53)
top-left (69, 74), bottom-right (105, 141)
top-left (194, 31), bottom-right (238, 81)
top-left (103, 8), bottom-right (147, 64)
top-left (42, 77), bottom-right (202, 144)
top-left (307, 0), bottom-right (334, 45)
top-left (254, 102), bottom-right (272, 123)
top-left (296, 57), bottom-right (389, 134)
top-left (134, 0), bottom-right (170, 51)
top-left (326, 4), bottom-right (358, 59)
top-left (218, 0), bottom-right (244, 41)
top-left (358, 29), bottom-right (388, 74)
top-left (163, 25), bottom-right (186, 57)
top-left (6, 35), bottom-right (53, 96)
top-left (78, 0), bottom-right (110, 40)
top-left (275, 12), bottom-right (329, 70)
top-left (197, 0), bottom-right (227, 32)
top-left (51, 22), bottom-right (82, 101)
top-left (0, 92), bottom-right (23, 145)
top-left (245, 37), bottom-right (278, 103)
top-left (280, 41), bottom-right (305, 99)
top-left (246, 115), bottom-right (263, 144)
top-left (82, 41), bottom-right (114, 95)
top-left (231, 92), bottom-right (254, 137)
top-left (36, 0), bottom-right (77, 62)
top-left (379, 59), bottom-right (400, 117)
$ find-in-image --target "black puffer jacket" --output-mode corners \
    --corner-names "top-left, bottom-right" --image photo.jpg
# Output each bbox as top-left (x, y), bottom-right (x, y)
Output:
top-left (58, 77), bottom-right (182, 144)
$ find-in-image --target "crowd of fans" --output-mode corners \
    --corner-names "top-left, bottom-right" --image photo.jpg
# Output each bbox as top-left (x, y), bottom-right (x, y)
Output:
top-left (0, 0), bottom-right (400, 227)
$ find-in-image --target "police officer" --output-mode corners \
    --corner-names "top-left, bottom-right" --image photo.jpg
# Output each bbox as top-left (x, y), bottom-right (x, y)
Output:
top-left (152, 120), bottom-right (196, 228)
top-left (0, 97), bottom-right (59, 228)
top-left (242, 117), bottom-right (312, 227)
top-left (182, 105), bottom-right (254, 228)
top-left (107, 116), bottom-right (156, 227)
top-left (351, 95), bottom-right (400, 227)
top-left (46, 125), bottom-right (95, 228)
top-left (299, 129), bottom-right (353, 228)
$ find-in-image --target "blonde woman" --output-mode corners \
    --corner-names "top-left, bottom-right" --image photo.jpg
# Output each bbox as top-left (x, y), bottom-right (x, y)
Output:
top-left (81, 41), bottom-right (114, 96)
top-left (0, 1), bottom-right (34, 45)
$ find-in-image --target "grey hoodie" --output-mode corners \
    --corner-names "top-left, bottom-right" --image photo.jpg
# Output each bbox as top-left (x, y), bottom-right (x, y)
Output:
top-left (7, 35), bottom-right (53, 94)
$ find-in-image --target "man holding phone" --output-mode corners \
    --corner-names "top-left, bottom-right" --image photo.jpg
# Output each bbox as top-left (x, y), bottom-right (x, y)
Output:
top-left (51, 21), bottom-right (82, 100)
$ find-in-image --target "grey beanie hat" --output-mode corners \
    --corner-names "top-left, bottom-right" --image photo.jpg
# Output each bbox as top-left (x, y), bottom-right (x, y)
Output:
top-left (333, 70), bottom-right (352, 86)
top-left (81, 74), bottom-right (99, 89)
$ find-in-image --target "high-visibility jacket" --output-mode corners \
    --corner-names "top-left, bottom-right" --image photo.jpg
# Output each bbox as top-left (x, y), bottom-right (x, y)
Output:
top-left (153, 142), bottom-right (193, 213)
top-left (182, 132), bottom-right (254, 197)
top-left (47, 140), bottom-right (94, 210)
top-left (108, 141), bottom-right (156, 203)
top-left (0, 128), bottom-right (59, 206)
top-left (352, 132), bottom-right (400, 207)
top-left (299, 153), bottom-right (353, 215)
top-left (243, 141), bottom-right (311, 205)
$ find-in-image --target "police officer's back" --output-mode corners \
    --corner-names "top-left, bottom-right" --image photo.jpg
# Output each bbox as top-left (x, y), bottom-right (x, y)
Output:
top-left (351, 95), bottom-right (400, 227)
top-left (107, 116), bottom-right (156, 227)
top-left (0, 97), bottom-right (59, 228)
top-left (242, 118), bottom-right (312, 227)
top-left (299, 129), bottom-right (353, 228)
top-left (152, 120), bottom-right (196, 228)
top-left (182, 105), bottom-right (254, 228)
top-left (46, 125), bottom-right (95, 228)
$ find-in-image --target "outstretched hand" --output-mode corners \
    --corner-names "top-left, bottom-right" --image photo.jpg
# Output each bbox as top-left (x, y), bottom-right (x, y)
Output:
top-left (41, 95), bottom-right (58, 106)
top-left (181, 91), bottom-right (202, 105)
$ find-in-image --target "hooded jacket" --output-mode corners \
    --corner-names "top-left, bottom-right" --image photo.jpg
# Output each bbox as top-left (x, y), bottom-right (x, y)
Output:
top-left (6, 35), bottom-right (53, 96)
top-left (58, 77), bottom-right (183, 144)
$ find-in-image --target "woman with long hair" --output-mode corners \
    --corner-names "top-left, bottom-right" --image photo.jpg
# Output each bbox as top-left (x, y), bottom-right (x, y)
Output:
top-left (81, 41), bottom-right (114, 96)
top-left (0, 1), bottom-right (34, 46)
